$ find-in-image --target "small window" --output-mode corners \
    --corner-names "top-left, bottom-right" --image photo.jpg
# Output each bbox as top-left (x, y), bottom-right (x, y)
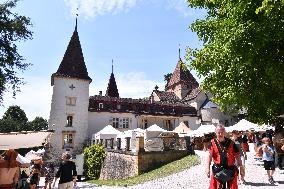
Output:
top-left (144, 119), bottom-right (148, 129)
top-left (66, 115), bottom-right (73, 127)
top-left (121, 118), bottom-right (129, 128)
top-left (112, 117), bottom-right (119, 128)
top-left (66, 97), bottom-right (76, 106)
top-left (63, 133), bottom-right (74, 148)
top-left (99, 103), bottom-right (104, 109)
top-left (117, 104), bottom-right (121, 110)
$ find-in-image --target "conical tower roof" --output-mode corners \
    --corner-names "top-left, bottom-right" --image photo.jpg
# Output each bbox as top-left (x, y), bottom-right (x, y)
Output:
top-left (106, 73), bottom-right (119, 98)
top-left (105, 62), bottom-right (119, 97)
top-left (166, 58), bottom-right (199, 89)
top-left (52, 24), bottom-right (91, 85)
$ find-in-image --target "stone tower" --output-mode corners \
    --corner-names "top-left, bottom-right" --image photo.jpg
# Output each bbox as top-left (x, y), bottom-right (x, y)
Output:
top-left (166, 57), bottom-right (199, 100)
top-left (48, 21), bottom-right (92, 159)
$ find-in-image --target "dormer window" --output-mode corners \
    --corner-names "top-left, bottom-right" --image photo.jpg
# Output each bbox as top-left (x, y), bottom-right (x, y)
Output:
top-left (66, 97), bottom-right (76, 106)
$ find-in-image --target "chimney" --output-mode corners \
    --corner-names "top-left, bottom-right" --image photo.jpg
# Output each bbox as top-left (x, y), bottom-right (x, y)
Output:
top-left (99, 91), bottom-right (102, 96)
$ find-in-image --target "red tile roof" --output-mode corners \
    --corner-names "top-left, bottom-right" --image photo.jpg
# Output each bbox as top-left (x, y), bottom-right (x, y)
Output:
top-left (88, 95), bottom-right (197, 116)
top-left (166, 59), bottom-right (198, 90)
top-left (154, 90), bottom-right (179, 102)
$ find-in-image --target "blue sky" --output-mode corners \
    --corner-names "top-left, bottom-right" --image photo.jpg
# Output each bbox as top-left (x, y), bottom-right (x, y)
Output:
top-left (0, 0), bottom-right (205, 120)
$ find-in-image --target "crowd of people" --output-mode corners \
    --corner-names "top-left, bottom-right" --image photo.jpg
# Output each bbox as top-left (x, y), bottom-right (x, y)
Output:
top-left (0, 151), bottom-right (77, 189)
top-left (204, 124), bottom-right (284, 189)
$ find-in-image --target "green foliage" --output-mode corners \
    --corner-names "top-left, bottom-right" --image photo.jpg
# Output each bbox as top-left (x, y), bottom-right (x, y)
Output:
top-left (0, 106), bottom-right (48, 132)
top-left (164, 73), bottom-right (172, 83)
top-left (28, 116), bottom-right (48, 131)
top-left (0, 118), bottom-right (19, 132)
top-left (2, 105), bottom-right (28, 123)
top-left (0, 105), bottom-right (30, 132)
top-left (89, 154), bottom-right (199, 186)
top-left (0, 0), bottom-right (33, 104)
top-left (186, 0), bottom-right (284, 123)
top-left (83, 144), bottom-right (106, 179)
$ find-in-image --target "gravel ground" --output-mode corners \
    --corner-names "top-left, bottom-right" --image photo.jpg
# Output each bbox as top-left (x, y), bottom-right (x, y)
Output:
top-left (39, 143), bottom-right (284, 189)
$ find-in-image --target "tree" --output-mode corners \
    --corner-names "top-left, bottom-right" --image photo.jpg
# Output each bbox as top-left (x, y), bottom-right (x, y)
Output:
top-left (0, 118), bottom-right (18, 132)
top-left (28, 116), bottom-right (48, 131)
top-left (0, 105), bottom-right (30, 132)
top-left (0, 0), bottom-right (33, 104)
top-left (164, 73), bottom-right (172, 89)
top-left (186, 0), bottom-right (284, 123)
top-left (2, 105), bottom-right (28, 123)
top-left (83, 144), bottom-right (106, 179)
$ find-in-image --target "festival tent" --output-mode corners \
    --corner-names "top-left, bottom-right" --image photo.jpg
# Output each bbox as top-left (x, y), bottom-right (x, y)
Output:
top-left (92, 125), bottom-right (122, 141)
top-left (190, 124), bottom-right (216, 136)
top-left (146, 124), bottom-right (167, 132)
top-left (16, 154), bottom-right (31, 164)
top-left (25, 148), bottom-right (45, 160)
top-left (0, 130), bottom-right (54, 150)
top-left (226, 119), bottom-right (259, 132)
top-left (174, 122), bottom-right (192, 136)
top-left (119, 128), bottom-right (145, 138)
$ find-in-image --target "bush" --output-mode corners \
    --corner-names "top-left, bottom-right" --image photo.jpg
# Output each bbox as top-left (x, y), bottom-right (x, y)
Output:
top-left (83, 144), bottom-right (106, 179)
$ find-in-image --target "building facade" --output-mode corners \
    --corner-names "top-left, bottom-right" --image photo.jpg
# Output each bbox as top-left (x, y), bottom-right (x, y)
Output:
top-left (48, 24), bottom-right (235, 157)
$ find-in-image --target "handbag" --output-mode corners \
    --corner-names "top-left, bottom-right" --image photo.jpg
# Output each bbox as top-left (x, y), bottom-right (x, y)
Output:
top-left (212, 139), bottom-right (235, 183)
top-left (212, 164), bottom-right (234, 183)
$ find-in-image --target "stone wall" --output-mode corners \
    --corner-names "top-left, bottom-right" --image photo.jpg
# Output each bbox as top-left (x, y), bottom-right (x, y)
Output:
top-left (99, 150), bottom-right (191, 180)
top-left (99, 151), bottom-right (138, 180)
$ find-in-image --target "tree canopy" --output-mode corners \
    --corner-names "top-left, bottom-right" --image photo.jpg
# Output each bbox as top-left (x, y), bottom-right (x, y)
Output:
top-left (0, 0), bottom-right (32, 104)
top-left (0, 105), bottom-right (48, 132)
top-left (186, 0), bottom-right (284, 123)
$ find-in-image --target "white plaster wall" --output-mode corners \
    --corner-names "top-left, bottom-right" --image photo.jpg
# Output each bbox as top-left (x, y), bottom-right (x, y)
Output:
top-left (48, 77), bottom-right (89, 157)
top-left (190, 91), bottom-right (207, 110)
top-left (152, 92), bottom-right (161, 102)
top-left (88, 112), bottom-right (137, 139)
top-left (178, 116), bottom-right (200, 130)
top-left (201, 108), bottom-right (231, 125)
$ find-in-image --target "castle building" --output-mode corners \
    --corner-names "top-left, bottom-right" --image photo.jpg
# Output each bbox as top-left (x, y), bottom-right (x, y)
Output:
top-left (48, 23), bottom-right (234, 157)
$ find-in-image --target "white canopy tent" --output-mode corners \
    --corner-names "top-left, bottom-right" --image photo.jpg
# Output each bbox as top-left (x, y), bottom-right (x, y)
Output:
top-left (146, 124), bottom-right (167, 132)
top-left (92, 125), bottom-right (122, 141)
top-left (226, 119), bottom-right (259, 132)
top-left (190, 124), bottom-right (216, 137)
top-left (118, 128), bottom-right (145, 138)
top-left (0, 130), bottom-right (53, 150)
top-left (174, 122), bottom-right (192, 137)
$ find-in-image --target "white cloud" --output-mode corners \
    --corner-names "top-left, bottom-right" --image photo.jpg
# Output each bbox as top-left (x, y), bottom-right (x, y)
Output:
top-left (0, 72), bottom-right (164, 120)
top-left (64, 0), bottom-right (139, 19)
top-left (91, 72), bottom-right (165, 98)
top-left (0, 76), bottom-right (52, 121)
top-left (166, 0), bottom-right (205, 17)
top-left (64, 0), bottom-right (204, 19)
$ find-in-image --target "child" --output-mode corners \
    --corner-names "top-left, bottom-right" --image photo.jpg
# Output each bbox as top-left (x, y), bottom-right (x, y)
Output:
top-left (44, 162), bottom-right (55, 189)
top-left (262, 137), bottom-right (276, 184)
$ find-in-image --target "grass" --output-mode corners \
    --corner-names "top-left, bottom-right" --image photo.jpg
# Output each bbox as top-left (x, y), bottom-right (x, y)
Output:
top-left (88, 154), bottom-right (200, 187)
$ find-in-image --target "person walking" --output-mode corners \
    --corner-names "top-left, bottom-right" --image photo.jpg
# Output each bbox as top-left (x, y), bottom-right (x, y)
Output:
top-left (231, 131), bottom-right (247, 184)
top-left (206, 125), bottom-right (244, 189)
top-left (0, 149), bottom-right (20, 189)
top-left (261, 137), bottom-right (276, 184)
top-left (52, 152), bottom-right (77, 189)
top-left (44, 162), bottom-right (55, 189)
